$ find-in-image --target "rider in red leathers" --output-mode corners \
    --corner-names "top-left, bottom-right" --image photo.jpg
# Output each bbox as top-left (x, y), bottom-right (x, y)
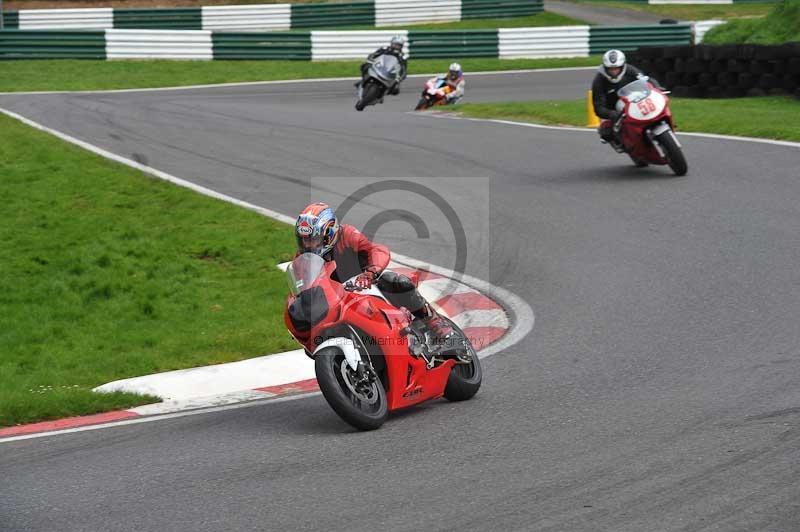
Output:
top-left (294, 202), bottom-right (453, 341)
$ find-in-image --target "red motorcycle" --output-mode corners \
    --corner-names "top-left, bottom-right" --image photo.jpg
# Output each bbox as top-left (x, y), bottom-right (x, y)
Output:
top-left (602, 78), bottom-right (688, 176)
top-left (284, 253), bottom-right (482, 430)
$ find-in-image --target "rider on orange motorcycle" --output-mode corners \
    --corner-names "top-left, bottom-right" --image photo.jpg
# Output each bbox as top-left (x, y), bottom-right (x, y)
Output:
top-left (592, 49), bottom-right (664, 148)
top-left (294, 202), bottom-right (453, 341)
top-left (441, 63), bottom-right (465, 105)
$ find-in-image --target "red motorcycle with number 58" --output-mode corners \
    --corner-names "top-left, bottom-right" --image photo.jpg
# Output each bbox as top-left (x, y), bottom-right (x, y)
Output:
top-left (284, 253), bottom-right (482, 431)
top-left (602, 78), bottom-right (688, 176)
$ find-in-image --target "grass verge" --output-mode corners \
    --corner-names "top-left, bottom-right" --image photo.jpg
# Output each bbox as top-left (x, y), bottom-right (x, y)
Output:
top-left (576, 0), bottom-right (774, 20)
top-left (449, 96), bottom-right (800, 142)
top-left (703, 0), bottom-right (800, 44)
top-left (0, 57), bottom-right (598, 93)
top-left (0, 112), bottom-right (298, 427)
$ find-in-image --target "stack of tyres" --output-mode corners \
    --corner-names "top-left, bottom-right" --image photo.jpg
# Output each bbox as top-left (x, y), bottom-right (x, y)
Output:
top-left (627, 43), bottom-right (800, 99)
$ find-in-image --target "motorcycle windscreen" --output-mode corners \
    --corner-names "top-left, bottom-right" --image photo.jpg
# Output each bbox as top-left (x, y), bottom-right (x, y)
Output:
top-left (287, 252), bottom-right (326, 295)
top-left (373, 55), bottom-right (400, 82)
top-left (286, 253), bottom-right (343, 332)
top-left (617, 79), bottom-right (651, 103)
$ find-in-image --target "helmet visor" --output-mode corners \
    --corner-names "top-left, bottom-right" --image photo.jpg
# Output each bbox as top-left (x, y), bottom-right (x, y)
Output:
top-left (606, 66), bottom-right (622, 79)
top-left (299, 235), bottom-right (324, 254)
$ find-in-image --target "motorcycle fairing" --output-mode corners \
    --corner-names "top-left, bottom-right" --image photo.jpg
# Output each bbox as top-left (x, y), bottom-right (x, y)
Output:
top-left (285, 253), bottom-right (457, 411)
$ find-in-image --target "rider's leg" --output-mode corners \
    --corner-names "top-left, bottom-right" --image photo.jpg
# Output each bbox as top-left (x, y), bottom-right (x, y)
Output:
top-left (598, 120), bottom-right (615, 143)
top-left (598, 120), bottom-right (624, 151)
top-left (355, 63), bottom-right (369, 87)
top-left (376, 271), bottom-right (425, 312)
top-left (376, 271), bottom-right (453, 339)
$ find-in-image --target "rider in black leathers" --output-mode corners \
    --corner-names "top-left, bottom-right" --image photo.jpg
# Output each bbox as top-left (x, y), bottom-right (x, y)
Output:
top-left (592, 49), bottom-right (663, 146)
top-left (357, 35), bottom-right (408, 95)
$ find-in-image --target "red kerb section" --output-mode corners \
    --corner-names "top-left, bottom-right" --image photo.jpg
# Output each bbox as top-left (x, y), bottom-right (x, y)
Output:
top-left (435, 292), bottom-right (502, 316)
top-left (391, 267), bottom-right (444, 283)
top-left (255, 378), bottom-right (320, 395)
top-left (0, 410), bottom-right (140, 438)
top-left (463, 326), bottom-right (506, 350)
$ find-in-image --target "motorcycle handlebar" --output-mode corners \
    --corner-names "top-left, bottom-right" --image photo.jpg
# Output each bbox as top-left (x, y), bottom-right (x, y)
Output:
top-left (344, 281), bottom-right (360, 292)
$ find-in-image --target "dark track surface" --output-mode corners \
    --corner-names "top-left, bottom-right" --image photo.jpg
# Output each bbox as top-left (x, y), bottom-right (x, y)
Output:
top-left (2, 69), bottom-right (800, 532)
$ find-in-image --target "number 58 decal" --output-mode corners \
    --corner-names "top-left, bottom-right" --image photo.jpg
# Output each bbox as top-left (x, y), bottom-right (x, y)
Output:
top-left (636, 98), bottom-right (657, 115)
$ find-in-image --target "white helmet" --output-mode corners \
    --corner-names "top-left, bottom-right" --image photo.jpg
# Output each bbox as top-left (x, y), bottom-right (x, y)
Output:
top-left (600, 49), bottom-right (627, 83)
top-left (448, 62), bottom-right (462, 80)
top-left (390, 35), bottom-right (406, 52)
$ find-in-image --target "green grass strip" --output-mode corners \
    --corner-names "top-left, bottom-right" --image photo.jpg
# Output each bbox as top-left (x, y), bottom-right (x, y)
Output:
top-left (575, 0), bottom-right (774, 20)
top-left (450, 96), bottom-right (800, 142)
top-left (0, 112), bottom-right (299, 427)
top-left (0, 57), bottom-right (599, 93)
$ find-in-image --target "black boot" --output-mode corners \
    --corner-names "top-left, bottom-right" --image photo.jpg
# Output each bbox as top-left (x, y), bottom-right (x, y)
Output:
top-left (419, 303), bottom-right (453, 342)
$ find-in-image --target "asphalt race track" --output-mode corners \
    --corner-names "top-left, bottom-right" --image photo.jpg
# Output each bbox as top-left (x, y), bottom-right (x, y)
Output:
top-left (2, 68), bottom-right (800, 532)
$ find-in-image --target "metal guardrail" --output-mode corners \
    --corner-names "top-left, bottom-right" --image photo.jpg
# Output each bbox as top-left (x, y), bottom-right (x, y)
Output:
top-left (2, 10), bottom-right (19, 29)
top-left (113, 8), bottom-right (202, 30)
top-left (461, 0), bottom-right (544, 19)
top-left (408, 29), bottom-right (499, 58)
top-left (589, 24), bottom-right (693, 54)
top-left (0, 0), bottom-right (545, 31)
top-left (201, 5), bottom-right (291, 31)
top-left (106, 28), bottom-right (212, 59)
top-left (212, 31), bottom-right (312, 59)
top-left (0, 23), bottom-right (702, 61)
top-left (291, 1), bottom-right (375, 29)
top-left (0, 29), bottom-right (105, 58)
top-left (564, 0), bottom-right (773, 3)
top-left (17, 7), bottom-right (113, 30)
top-left (374, 0), bottom-right (460, 27)
top-left (499, 26), bottom-right (590, 59)
top-left (311, 29), bottom-right (408, 60)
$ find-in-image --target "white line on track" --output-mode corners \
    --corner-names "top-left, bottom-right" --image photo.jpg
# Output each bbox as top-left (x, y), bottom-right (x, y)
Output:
top-left (0, 392), bottom-right (324, 444)
top-left (0, 106), bottom-right (535, 443)
top-left (0, 66), bottom-right (597, 96)
top-left (414, 112), bottom-right (800, 149)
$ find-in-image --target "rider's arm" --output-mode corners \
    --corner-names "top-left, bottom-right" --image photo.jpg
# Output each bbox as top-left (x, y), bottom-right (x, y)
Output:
top-left (366, 47), bottom-right (384, 61)
top-left (397, 54), bottom-right (408, 81)
top-left (450, 79), bottom-right (465, 99)
top-left (342, 225), bottom-right (391, 276)
top-left (591, 76), bottom-right (617, 120)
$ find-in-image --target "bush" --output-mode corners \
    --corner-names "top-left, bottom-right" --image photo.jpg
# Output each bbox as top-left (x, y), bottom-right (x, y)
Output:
top-left (703, 0), bottom-right (800, 44)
